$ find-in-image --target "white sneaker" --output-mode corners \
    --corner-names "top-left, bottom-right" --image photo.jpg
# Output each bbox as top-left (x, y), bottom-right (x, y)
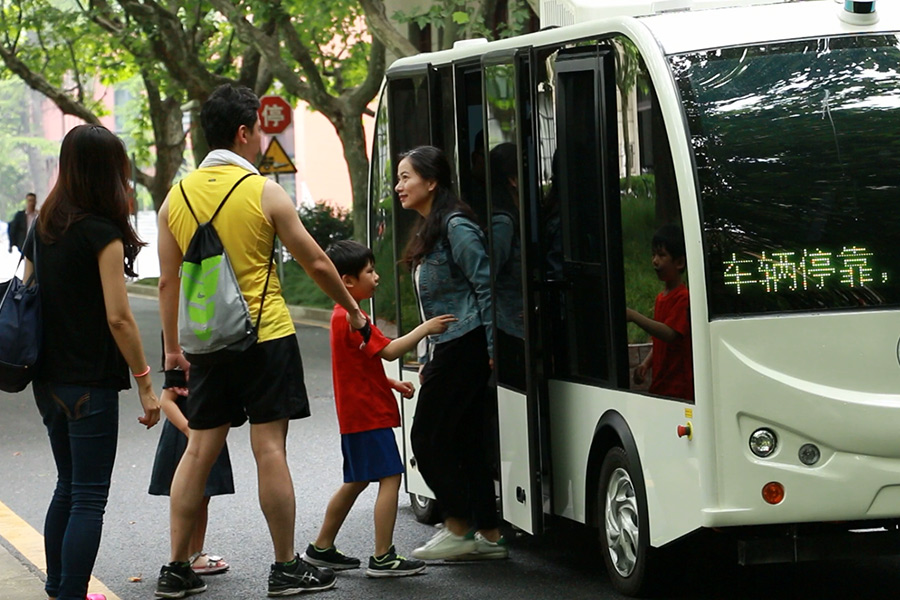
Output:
top-left (445, 532), bottom-right (509, 561)
top-left (411, 527), bottom-right (477, 560)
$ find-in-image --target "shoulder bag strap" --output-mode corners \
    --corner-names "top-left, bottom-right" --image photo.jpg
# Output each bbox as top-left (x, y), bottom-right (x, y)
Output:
top-left (23, 220), bottom-right (37, 288)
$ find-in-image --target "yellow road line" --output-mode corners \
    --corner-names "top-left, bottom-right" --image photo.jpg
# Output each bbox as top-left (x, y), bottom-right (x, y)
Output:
top-left (0, 500), bottom-right (120, 600)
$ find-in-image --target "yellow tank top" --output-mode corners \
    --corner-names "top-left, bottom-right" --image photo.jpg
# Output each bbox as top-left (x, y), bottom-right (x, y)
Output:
top-left (168, 165), bottom-right (295, 342)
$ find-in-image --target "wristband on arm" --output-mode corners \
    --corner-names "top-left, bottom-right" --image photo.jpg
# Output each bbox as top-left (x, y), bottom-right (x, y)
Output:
top-left (356, 318), bottom-right (372, 346)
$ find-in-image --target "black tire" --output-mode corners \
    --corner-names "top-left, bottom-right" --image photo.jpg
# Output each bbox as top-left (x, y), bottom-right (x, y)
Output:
top-left (598, 446), bottom-right (657, 597)
top-left (409, 493), bottom-right (442, 524)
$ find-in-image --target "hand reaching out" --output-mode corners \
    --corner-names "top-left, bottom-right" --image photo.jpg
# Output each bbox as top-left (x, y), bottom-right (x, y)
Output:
top-left (423, 314), bottom-right (456, 336)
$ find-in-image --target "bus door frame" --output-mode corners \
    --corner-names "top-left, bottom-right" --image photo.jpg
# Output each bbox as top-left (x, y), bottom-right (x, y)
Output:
top-left (542, 45), bottom-right (628, 388)
top-left (481, 47), bottom-right (545, 535)
top-left (384, 63), bottom-right (445, 502)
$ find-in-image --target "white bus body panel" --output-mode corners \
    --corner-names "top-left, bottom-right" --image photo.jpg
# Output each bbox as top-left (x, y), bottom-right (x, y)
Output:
top-left (646, 1), bottom-right (900, 55)
top-left (706, 312), bottom-right (900, 527)
top-left (382, 358), bottom-right (436, 499)
top-left (497, 387), bottom-right (536, 534)
top-left (400, 392), bottom-right (434, 497)
top-left (548, 380), bottom-right (704, 546)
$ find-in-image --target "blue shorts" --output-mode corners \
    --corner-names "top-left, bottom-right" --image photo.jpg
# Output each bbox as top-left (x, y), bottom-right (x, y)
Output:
top-left (341, 428), bottom-right (403, 483)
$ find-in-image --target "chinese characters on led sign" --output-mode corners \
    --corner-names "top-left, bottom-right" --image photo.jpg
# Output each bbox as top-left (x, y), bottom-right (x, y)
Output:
top-left (723, 247), bottom-right (889, 294)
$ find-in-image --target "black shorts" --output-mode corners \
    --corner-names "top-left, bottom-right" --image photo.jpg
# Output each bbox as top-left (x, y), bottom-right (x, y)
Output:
top-left (185, 335), bottom-right (310, 429)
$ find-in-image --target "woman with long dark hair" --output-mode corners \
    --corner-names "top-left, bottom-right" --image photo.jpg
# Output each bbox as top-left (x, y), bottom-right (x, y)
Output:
top-left (397, 145), bottom-right (508, 561)
top-left (23, 124), bottom-right (160, 600)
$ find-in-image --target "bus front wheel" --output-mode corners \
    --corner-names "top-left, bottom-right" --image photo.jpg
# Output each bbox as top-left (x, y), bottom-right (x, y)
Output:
top-left (599, 446), bottom-right (656, 597)
top-left (409, 493), bottom-right (442, 524)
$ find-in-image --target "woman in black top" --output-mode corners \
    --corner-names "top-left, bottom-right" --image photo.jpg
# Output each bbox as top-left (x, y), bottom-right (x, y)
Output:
top-left (23, 124), bottom-right (160, 600)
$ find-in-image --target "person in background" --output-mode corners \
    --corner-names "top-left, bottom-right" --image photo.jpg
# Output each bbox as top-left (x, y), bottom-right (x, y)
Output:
top-left (9, 192), bottom-right (38, 254)
top-left (23, 124), bottom-right (160, 600)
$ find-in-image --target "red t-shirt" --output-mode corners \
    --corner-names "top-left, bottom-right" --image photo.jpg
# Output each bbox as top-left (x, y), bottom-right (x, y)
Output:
top-left (650, 284), bottom-right (693, 401)
top-left (330, 305), bottom-right (400, 434)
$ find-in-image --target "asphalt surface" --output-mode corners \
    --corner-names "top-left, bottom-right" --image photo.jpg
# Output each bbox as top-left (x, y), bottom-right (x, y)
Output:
top-left (6, 294), bottom-right (900, 599)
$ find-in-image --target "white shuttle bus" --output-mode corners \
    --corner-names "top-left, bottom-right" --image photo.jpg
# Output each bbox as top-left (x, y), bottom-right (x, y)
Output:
top-left (366, 0), bottom-right (900, 594)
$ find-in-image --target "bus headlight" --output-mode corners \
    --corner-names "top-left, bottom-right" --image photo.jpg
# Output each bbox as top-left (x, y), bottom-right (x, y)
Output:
top-left (798, 443), bottom-right (821, 466)
top-left (749, 428), bottom-right (778, 458)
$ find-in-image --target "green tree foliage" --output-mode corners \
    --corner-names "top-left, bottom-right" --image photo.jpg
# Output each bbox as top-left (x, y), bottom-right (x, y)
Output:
top-left (0, 0), bottom-right (190, 210)
top-left (0, 80), bottom-right (57, 219)
top-left (208, 0), bottom-right (385, 241)
top-left (0, 0), bottom-right (375, 217)
top-left (390, 0), bottom-right (537, 50)
top-left (361, 0), bottom-right (537, 57)
top-left (281, 202), bottom-right (354, 308)
top-left (298, 201), bottom-right (354, 251)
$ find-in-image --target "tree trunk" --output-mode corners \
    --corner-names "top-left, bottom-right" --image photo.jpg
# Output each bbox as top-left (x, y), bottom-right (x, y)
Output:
top-left (334, 112), bottom-right (370, 241)
top-left (621, 89), bottom-right (633, 193)
top-left (24, 89), bottom-right (48, 201)
top-left (147, 97), bottom-right (187, 211)
top-left (189, 109), bottom-right (209, 168)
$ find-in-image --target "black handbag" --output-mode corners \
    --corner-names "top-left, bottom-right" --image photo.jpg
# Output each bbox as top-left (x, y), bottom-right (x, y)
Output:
top-left (0, 240), bottom-right (41, 393)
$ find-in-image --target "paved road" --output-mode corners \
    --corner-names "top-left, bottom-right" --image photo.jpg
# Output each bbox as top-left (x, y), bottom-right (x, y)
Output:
top-left (4, 297), bottom-right (900, 599)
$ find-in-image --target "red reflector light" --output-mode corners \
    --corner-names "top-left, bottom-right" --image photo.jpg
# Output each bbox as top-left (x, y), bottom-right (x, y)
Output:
top-left (762, 482), bottom-right (785, 505)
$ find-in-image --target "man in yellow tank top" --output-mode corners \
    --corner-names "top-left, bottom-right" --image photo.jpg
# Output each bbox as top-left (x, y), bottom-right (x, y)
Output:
top-left (155, 84), bottom-right (366, 598)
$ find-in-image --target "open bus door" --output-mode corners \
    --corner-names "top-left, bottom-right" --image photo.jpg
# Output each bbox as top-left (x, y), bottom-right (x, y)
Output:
top-left (382, 64), bottom-right (447, 519)
top-left (538, 45), bottom-right (627, 392)
top-left (482, 49), bottom-right (545, 535)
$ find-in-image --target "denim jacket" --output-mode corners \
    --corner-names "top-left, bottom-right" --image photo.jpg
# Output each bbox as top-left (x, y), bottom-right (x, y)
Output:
top-left (491, 211), bottom-right (525, 340)
top-left (416, 215), bottom-right (494, 360)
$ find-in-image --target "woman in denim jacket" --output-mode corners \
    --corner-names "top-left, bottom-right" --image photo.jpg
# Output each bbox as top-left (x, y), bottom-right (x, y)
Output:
top-left (397, 146), bottom-right (508, 562)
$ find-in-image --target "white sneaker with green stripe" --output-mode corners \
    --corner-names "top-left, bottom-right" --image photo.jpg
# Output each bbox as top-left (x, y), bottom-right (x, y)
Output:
top-left (411, 527), bottom-right (478, 560)
top-left (444, 532), bottom-right (509, 561)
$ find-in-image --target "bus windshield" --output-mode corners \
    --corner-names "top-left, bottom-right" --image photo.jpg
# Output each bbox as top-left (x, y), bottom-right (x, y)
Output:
top-left (672, 34), bottom-right (900, 318)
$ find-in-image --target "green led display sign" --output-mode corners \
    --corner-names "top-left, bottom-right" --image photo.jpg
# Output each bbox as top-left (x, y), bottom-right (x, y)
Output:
top-left (723, 247), bottom-right (889, 294)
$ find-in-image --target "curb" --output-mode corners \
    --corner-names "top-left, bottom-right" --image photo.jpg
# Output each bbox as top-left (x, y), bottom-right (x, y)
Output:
top-left (125, 282), bottom-right (332, 327)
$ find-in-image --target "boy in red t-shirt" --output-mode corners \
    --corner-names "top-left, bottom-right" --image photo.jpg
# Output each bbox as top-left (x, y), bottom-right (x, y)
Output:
top-left (301, 240), bottom-right (455, 578)
top-left (626, 224), bottom-right (693, 401)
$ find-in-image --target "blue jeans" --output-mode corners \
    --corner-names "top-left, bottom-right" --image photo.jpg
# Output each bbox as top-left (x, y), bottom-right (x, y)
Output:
top-left (33, 382), bottom-right (119, 600)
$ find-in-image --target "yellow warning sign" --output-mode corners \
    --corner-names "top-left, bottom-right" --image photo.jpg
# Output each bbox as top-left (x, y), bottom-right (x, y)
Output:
top-left (258, 137), bottom-right (297, 175)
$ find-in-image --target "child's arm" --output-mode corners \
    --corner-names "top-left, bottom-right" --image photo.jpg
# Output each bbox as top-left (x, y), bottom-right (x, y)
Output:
top-left (388, 378), bottom-right (416, 399)
top-left (159, 389), bottom-right (190, 436)
top-left (633, 350), bottom-right (652, 385)
top-left (377, 314), bottom-right (457, 361)
top-left (626, 308), bottom-right (681, 343)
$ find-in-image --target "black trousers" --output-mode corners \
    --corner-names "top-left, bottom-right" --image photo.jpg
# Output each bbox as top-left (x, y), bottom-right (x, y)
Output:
top-left (411, 327), bottom-right (498, 530)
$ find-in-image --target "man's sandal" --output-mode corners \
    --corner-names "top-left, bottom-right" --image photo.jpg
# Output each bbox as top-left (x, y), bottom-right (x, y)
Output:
top-left (190, 551), bottom-right (230, 575)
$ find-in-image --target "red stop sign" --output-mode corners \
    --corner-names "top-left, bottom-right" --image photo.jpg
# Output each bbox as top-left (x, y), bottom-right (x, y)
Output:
top-left (258, 96), bottom-right (293, 134)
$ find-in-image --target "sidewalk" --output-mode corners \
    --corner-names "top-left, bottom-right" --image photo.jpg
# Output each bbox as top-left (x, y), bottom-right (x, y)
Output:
top-left (0, 543), bottom-right (46, 600)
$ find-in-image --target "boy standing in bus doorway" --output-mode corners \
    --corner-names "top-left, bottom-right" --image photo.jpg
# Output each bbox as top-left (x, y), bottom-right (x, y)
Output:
top-left (302, 240), bottom-right (454, 577)
top-left (626, 224), bottom-right (694, 401)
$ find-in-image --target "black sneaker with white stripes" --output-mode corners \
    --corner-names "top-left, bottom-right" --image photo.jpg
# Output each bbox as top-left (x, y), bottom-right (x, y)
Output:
top-left (301, 543), bottom-right (361, 570)
top-left (155, 561), bottom-right (207, 598)
top-left (365, 546), bottom-right (426, 578)
top-left (268, 554), bottom-right (336, 596)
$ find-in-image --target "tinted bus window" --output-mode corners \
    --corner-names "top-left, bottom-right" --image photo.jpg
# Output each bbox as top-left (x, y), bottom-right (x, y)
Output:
top-left (387, 75), bottom-right (432, 343)
top-left (370, 87), bottom-right (398, 337)
top-left (673, 35), bottom-right (900, 317)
